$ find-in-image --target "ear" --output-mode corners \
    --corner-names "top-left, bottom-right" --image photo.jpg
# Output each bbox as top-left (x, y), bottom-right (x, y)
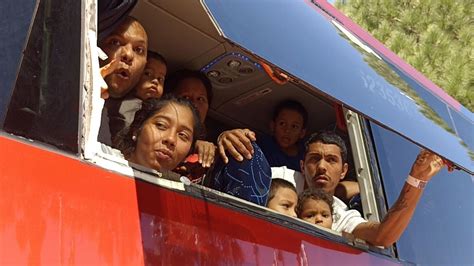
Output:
top-left (300, 159), bottom-right (305, 173)
top-left (269, 121), bottom-right (275, 134)
top-left (340, 162), bottom-right (349, 181)
top-left (298, 128), bottom-right (306, 139)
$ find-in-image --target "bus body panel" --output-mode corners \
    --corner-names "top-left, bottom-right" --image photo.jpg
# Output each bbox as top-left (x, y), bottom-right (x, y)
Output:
top-left (0, 135), bottom-right (399, 265)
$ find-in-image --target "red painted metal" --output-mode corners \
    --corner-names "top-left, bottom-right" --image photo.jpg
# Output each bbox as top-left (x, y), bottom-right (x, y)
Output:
top-left (0, 135), bottom-right (399, 265)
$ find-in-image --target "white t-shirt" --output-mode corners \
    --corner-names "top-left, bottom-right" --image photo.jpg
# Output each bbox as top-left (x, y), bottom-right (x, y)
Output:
top-left (270, 166), bottom-right (305, 193)
top-left (331, 196), bottom-right (366, 233)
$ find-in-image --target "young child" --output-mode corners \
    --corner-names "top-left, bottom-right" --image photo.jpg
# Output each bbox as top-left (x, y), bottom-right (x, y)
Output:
top-left (258, 99), bottom-right (308, 171)
top-left (266, 178), bottom-right (298, 218)
top-left (296, 188), bottom-right (334, 229)
top-left (133, 51), bottom-right (167, 101)
top-left (108, 51), bottom-right (168, 145)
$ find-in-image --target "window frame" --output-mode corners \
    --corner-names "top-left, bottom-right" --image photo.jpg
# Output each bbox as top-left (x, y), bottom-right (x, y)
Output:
top-left (78, 0), bottom-right (395, 259)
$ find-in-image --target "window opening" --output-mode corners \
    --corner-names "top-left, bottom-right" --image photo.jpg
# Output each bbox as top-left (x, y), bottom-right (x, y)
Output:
top-left (3, 0), bottom-right (82, 153)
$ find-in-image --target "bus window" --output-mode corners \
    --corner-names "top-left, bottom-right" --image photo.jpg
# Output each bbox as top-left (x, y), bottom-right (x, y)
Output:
top-left (370, 122), bottom-right (474, 264)
top-left (0, 0), bottom-right (37, 127)
top-left (3, 0), bottom-right (82, 154)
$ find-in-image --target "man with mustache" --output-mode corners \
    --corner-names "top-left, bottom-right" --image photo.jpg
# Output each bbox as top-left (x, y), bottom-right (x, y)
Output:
top-left (300, 131), bottom-right (445, 247)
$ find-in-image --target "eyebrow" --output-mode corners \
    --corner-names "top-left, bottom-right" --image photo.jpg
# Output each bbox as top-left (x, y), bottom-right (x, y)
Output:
top-left (133, 40), bottom-right (147, 46)
top-left (153, 114), bottom-right (194, 133)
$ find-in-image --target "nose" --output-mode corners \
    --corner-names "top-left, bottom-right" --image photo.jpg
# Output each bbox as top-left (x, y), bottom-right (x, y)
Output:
top-left (314, 214), bottom-right (323, 224)
top-left (151, 78), bottom-right (159, 85)
top-left (288, 209), bottom-right (297, 218)
top-left (316, 159), bottom-right (327, 173)
top-left (190, 97), bottom-right (199, 107)
top-left (119, 43), bottom-right (134, 65)
top-left (162, 129), bottom-right (177, 149)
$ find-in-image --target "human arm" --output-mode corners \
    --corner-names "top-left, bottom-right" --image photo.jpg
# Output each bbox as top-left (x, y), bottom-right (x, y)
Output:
top-left (351, 150), bottom-right (445, 247)
top-left (217, 128), bottom-right (256, 164)
top-left (335, 180), bottom-right (360, 202)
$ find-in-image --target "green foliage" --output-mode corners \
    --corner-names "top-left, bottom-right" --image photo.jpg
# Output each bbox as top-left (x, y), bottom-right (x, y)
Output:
top-left (335, 0), bottom-right (474, 112)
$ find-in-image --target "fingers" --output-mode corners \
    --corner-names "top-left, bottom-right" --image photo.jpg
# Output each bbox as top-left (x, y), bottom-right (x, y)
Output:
top-left (218, 140), bottom-right (229, 164)
top-left (411, 149), bottom-right (446, 181)
top-left (99, 59), bottom-right (119, 99)
top-left (217, 129), bottom-right (256, 164)
top-left (246, 130), bottom-right (257, 142)
top-left (228, 130), bottom-right (254, 159)
top-left (196, 140), bottom-right (215, 168)
top-left (100, 58), bottom-right (119, 78)
top-left (430, 156), bottom-right (444, 171)
top-left (221, 138), bottom-right (245, 162)
top-left (101, 88), bottom-right (109, 99)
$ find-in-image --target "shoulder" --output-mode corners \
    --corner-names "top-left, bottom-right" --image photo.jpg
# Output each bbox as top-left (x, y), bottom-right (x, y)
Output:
top-left (332, 196), bottom-right (366, 233)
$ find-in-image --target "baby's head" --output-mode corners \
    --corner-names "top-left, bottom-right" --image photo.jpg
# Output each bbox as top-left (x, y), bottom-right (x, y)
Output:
top-left (134, 51), bottom-right (168, 101)
top-left (267, 178), bottom-right (298, 218)
top-left (270, 100), bottom-right (307, 152)
top-left (296, 189), bottom-right (333, 229)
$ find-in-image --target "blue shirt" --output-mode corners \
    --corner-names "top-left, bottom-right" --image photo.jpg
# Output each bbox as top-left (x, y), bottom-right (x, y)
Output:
top-left (257, 135), bottom-right (305, 172)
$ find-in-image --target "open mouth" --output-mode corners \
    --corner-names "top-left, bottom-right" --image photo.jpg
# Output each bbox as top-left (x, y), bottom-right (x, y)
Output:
top-left (115, 68), bottom-right (130, 79)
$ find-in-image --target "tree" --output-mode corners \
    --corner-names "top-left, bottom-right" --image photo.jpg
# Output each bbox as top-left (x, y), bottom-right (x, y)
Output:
top-left (335, 0), bottom-right (473, 112)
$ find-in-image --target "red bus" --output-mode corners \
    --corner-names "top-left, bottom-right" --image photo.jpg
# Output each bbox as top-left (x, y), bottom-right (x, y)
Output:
top-left (1, 0), bottom-right (472, 264)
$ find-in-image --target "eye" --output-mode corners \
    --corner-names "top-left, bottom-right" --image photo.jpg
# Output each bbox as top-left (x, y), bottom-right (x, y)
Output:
top-left (327, 157), bottom-right (338, 163)
top-left (278, 121), bottom-right (286, 127)
top-left (110, 38), bottom-right (121, 46)
top-left (135, 46), bottom-right (145, 55)
top-left (158, 77), bottom-right (165, 84)
top-left (291, 124), bottom-right (301, 130)
top-left (178, 131), bottom-right (191, 142)
top-left (309, 155), bottom-right (321, 163)
top-left (198, 96), bottom-right (207, 103)
top-left (155, 122), bottom-right (167, 130)
top-left (144, 69), bottom-right (153, 77)
top-left (323, 213), bottom-right (330, 218)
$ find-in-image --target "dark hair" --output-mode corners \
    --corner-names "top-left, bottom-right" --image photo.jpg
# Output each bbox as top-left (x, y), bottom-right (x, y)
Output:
top-left (147, 51), bottom-right (167, 67)
top-left (116, 95), bottom-right (202, 158)
top-left (272, 100), bottom-right (308, 127)
top-left (304, 131), bottom-right (347, 163)
top-left (296, 188), bottom-right (334, 218)
top-left (165, 69), bottom-right (213, 105)
top-left (268, 178), bottom-right (297, 203)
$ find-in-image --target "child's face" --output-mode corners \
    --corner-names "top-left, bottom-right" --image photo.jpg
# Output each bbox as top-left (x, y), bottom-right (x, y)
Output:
top-left (300, 198), bottom-right (333, 229)
top-left (267, 187), bottom-right (298, 218)
top-left (174, 78), bottom-right (209, 123)
top-left (135, 58), bottom-right (167, 100)
top-left (271, 108), bottom-right (306, 150)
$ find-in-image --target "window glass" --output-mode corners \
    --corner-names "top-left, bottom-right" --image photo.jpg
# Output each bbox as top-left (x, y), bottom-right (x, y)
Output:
top-left (370, 122), bottom-right (473, 265)
top-left (3, 0), bottom-right (81, 153)
top-left (0, 0), bottom-right (37, 126)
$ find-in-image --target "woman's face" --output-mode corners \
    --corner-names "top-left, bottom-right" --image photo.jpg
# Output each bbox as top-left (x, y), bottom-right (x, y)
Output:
top-left (129, 103), bottom-right (195, 171)
top-left (174, 78), bottom-right (209, 123)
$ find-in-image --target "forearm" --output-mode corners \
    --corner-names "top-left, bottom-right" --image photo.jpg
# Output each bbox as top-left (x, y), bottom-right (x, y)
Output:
top-left (351, 150), bottom-right (444, 247)
top-left (352, 182), bottom-right (423, 247)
